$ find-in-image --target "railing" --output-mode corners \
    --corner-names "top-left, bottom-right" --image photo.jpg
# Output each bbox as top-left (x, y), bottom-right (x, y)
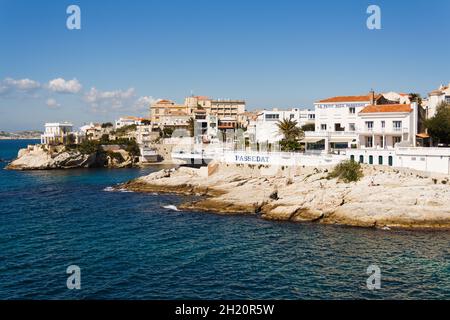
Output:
top-left (304, 131), bottom-right (356, 137)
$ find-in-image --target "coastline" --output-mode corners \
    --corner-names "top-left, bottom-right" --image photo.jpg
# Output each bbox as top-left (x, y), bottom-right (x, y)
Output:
top-left (119, 162), bottom-right (450, 230)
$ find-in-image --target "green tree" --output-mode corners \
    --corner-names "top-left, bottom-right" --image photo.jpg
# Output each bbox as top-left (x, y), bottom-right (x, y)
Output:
top-left (187, 117), bottom-right (195, 137)
top-left (101, 122), bottom-right (114, 128)
top-left (276, 119), bottom-right (304, 151)
top-left (409, 93), bottom-right (422, 106)
top-left (425, 102), bottom-right (450, 145)
top-left (162, 127), bottom-right (174, 138)
top-left (301, 123), bottom-right (315, 132)
top-left (276, 119), bottom-right (302, 140)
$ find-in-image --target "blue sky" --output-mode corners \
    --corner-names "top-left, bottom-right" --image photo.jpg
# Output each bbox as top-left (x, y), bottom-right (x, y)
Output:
top-left (1, 0), bottom-right (450, 131)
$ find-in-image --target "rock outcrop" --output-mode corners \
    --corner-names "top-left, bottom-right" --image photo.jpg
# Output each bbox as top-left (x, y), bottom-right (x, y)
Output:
top-left (120, 161), bottom-right (450, 230)
top-left (6, 144), bottom-right (133, 170)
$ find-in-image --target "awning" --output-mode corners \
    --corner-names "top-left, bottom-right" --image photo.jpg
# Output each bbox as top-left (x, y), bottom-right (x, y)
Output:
top-left (416, 133), bottom-right (430, 139)
top-left (329, 137), bottom-right (356, 143)
top-left (301, 137), bottom-right (325, 143)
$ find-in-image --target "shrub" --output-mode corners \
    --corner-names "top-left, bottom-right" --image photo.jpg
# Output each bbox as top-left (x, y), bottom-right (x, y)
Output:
top-left (78, 140), bottom-right (102, 154)
top-left (107, 151), bottom-right (125, 162)
top-left (327, 160), bottom-right (363, 183)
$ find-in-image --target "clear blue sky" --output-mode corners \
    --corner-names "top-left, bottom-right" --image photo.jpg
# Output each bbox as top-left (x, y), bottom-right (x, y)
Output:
top-left (1, 0), bottom-right (450, 131)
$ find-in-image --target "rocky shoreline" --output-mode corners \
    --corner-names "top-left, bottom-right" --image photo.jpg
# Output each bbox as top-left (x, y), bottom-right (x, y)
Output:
top-left (119, 162), bottom-right (450, 230)
top-left (6, 144), bottom-right (134, 170)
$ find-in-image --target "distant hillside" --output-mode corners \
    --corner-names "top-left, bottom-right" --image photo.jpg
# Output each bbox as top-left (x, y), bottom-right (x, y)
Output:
top-left (0, 130), bottom-right (43, 139)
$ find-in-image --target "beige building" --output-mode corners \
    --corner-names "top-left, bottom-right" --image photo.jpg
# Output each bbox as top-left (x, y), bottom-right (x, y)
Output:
top-left (150, 99), bottom-right (190, 128)
top-left (151, 96), bottom-right (247, 131)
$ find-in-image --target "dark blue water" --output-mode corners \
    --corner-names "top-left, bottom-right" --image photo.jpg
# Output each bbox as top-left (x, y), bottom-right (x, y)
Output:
top-left (0, 140), bottom-right (449, 299)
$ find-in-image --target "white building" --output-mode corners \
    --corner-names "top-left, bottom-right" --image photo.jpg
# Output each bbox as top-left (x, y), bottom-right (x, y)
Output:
top-left (304, 93), bottom-right (380, 151)
top-left (115, 116), bottom-right (147, 129)
top-left (249, 108), bottom-right (315, 143)
top-left (304, 92), bottom-right (419, 152)
top-left (40, 122), bottom-right (76, 145)
top-left (357, 103), bottom-right (418, 149)
top-left (382, 92), bottom-right (411, 104)
top-left (426, 83), bottom-right (450, 118)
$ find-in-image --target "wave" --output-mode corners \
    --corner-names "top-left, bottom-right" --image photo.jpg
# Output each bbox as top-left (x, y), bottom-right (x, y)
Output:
top-left (162, 205), bottom-right (179, 211)
top-left (103, 186), bottom-right (134, 193)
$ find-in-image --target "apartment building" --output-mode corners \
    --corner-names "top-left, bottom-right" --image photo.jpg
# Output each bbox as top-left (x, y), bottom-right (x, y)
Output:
top-left (150, 99), bottom-right (190, 129)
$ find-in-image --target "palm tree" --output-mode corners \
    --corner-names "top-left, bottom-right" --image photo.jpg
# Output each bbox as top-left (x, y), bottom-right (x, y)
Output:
top-left (276, 119), bottom-right (304, 152)
top-left (276, 119), bottom-right (303, 140)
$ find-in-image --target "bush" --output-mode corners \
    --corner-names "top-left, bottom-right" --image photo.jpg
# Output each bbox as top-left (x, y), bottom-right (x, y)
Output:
top-left (327, 160), bottom-right (363, 183)
top-left (107, 151), bottom-right (125, 162)
top-left (124, 140), bottom-right (140, 157)
top-left (77, 140), bottom-right (102, 154)
top-left (280, 139), bottom-right (301, 152)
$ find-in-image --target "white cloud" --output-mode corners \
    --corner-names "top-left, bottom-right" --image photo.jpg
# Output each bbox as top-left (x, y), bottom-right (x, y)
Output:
top-left (48, 78), bottom-right (82, 94)
top-left (134, 96), bottom-right (156, 110)
top-left (0, 77), bottom-right (41, 96)
top-left (46, 98), bottom-right (61, 108)
top-left (84, 87), bottom-right (136, 110)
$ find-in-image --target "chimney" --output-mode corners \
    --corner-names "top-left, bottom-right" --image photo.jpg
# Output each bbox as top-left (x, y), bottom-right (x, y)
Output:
top-left (369, 90), bottom-right (376, 105)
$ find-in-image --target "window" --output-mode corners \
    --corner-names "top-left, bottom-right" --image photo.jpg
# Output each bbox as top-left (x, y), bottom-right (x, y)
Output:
top-left (349, 123), bottom-right (356, 131)
top-left (265, 114), bottom-right (280, 121)
top-left (365, 121), bottom-right (374, 131)
top-left (349, 107), bottom-right (356, 114)
top-left (309, 114), bottom-right (315, 119)
top-left (378, 156), bottom-right (383, 165)
top-left (369, 155), bottom-right (373, 164)
top-left (445, 96), bottom-right (450, 103)
top-left (359, 155), bottom-right (364, 163)
top-left (381, 121), bottom-right (385, 128)
top-left (366, 136), bottom-right (373, 148)
top-left (388, 156), bottom-right (393, 166)
top-left (380, 136), bottom-right (384, 148)
top-left (321, 124), bottom-right (327, 131)
top-left (290, 114), bottom-right (295, 120)
top-left (393, 136), bottom-right (401, 145)
top-left (393, 121), bottom-right (402, 131)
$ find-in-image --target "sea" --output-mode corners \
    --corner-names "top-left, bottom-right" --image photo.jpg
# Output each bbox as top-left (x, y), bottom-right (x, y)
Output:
top-left (0, 139), bottom-right (449, 299)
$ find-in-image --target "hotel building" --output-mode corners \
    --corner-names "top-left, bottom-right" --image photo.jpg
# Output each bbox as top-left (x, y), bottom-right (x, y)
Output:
top-left (304, 92), bottom-right (419, 152)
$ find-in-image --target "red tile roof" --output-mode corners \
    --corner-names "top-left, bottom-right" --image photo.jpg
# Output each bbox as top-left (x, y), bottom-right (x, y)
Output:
top-left (317, 94), bottom-right (381, 103)
top-left (359, 104), bottom-right (412, 114)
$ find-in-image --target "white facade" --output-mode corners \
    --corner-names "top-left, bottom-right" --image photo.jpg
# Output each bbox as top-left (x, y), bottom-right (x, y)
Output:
top-left (345, 147), bottom-right (450, 175)
top-left (250, 108), bottom-right (315, 143)
top-left (382, 92), bottom-right (411, 104)
top-left (305, 93), bottom-right (418, 152)
top-left (115, 117), bottom-right (145, 129)
top-left (40, 122), bottom-right (74, 145)
top-left (426, 83), bottom-right (450, 118)
top-left (357, 103), bottom-right (418, 149)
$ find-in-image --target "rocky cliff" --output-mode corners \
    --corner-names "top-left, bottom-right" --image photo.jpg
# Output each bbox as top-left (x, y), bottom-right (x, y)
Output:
top-left (6, 145), bottom-right (133, 170)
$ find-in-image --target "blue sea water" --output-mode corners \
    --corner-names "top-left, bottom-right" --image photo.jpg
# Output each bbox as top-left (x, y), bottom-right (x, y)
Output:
top-left (0, 139), bottom-right (449, 300)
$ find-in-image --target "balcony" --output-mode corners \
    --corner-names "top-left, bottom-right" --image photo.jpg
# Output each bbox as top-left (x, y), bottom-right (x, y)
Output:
top-left (358, 127), bottom-right (408, 135)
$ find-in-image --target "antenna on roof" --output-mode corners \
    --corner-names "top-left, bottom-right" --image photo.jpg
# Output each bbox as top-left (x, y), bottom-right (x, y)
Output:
top-left (190, 89), bottom-right (194, 97)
